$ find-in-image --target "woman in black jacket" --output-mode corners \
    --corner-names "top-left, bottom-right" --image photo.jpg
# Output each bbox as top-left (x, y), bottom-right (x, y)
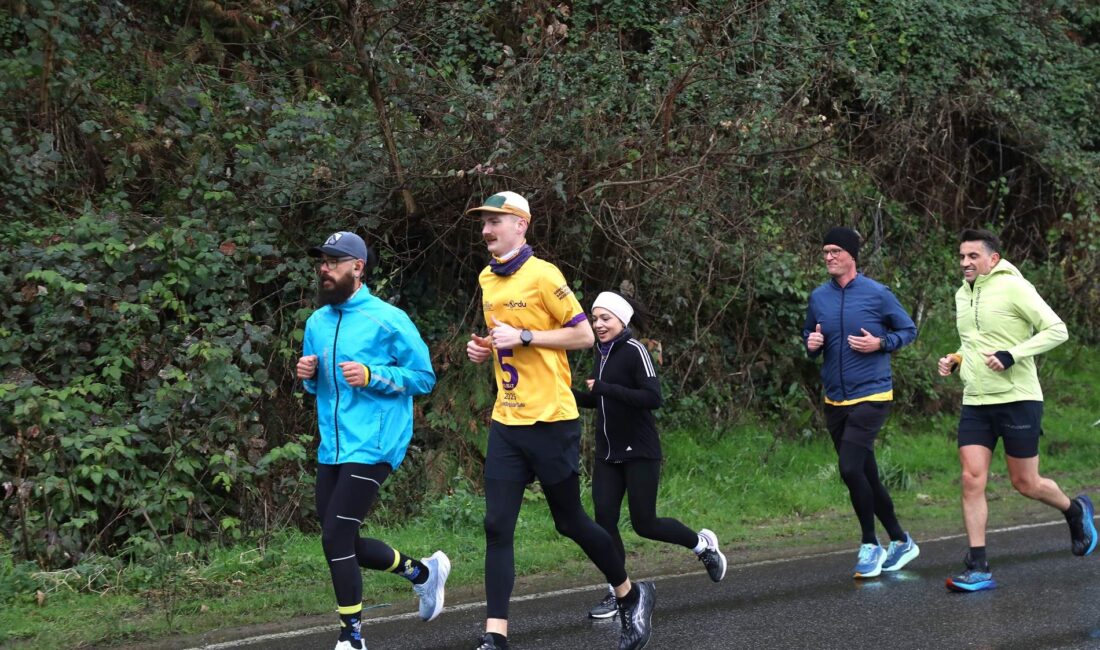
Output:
top-left (573, 291), bottom-right (727, 619)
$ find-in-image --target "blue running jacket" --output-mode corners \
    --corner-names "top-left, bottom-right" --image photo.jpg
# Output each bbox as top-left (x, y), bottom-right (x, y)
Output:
top-left (802, 274), bottom-right (917, 402)
top-left (303, 287), bottom-right (436, 467)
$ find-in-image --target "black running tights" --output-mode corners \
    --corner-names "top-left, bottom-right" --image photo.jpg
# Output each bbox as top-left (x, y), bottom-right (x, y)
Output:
top-left (591, 458), bottom-right (698, 563)
top-left (484, 474), bottom-right (628, 619)
top-left (836, 442), bottom-right (905, 544)
top-left (316, 462), bottom-right (400, 610)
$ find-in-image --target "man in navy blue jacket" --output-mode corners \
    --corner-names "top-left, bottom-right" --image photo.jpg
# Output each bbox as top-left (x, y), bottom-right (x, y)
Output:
top-left (802, 227), bottom-right (920, 579)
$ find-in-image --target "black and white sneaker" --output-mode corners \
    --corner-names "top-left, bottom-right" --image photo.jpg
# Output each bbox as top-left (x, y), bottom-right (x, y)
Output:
top-left (698, 528), bottom-right (727, 582)
top-left (472, 633), bottom-right (505, 650)
top-left (618, 581), bottom-right (656, 650)
top-left (588, 586), bottom-right (618, 619)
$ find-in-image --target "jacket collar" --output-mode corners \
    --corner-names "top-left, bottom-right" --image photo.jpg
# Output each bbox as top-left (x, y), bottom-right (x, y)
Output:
top-left (829, 272), bottom-right (862, 289)
top-left (965, 258), bottom-right (1022, 290)
top-left (331, 285), bottom-right (372, 311)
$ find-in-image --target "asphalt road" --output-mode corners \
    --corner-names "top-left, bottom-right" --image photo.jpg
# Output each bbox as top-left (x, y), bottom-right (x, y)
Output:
top-left (183, 519), bottom-right (1100, 650)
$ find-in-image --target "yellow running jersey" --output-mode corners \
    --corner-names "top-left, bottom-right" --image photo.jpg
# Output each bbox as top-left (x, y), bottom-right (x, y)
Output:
top-left (479, 257), bottom-right (587, 425)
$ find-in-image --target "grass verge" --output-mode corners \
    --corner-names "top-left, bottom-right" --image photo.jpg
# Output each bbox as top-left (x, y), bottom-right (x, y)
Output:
top-left (2, 344), bottom-right (1098, 648)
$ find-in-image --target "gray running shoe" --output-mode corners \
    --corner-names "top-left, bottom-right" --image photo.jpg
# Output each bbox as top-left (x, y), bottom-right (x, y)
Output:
top-left (413, 550), bottom-right (450, 621)
top-left (588, 586), bottom-right (618, 619)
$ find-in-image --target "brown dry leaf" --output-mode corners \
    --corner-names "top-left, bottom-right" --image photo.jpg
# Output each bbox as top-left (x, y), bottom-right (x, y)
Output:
top-left (36, 590), bottom-right (46, 606)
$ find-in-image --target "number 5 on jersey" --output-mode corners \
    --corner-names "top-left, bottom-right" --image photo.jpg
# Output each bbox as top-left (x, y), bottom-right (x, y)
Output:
top-left (497, 349), bottom-right (518, 390)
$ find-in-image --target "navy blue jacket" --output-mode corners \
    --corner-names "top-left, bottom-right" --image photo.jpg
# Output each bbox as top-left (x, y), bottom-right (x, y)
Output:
top-left (802, 274), bottom-right (917, 402)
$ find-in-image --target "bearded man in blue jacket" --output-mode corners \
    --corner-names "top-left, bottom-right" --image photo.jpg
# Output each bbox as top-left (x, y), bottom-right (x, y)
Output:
top-left (802, 227), bottom-right (920, 580)
top-left (296, 231), bottom-right (448, 650)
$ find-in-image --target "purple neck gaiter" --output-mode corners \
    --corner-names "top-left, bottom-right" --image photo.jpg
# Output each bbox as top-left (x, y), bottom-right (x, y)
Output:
top-left (597, 328), bottom-right (632, 358)
top-left (490, 244), bottom-right (534, 276)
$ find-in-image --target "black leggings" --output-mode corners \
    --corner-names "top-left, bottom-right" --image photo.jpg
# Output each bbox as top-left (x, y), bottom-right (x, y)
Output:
top-left (591, 458), bottom-right (698, 563)
top-left (316, 463), bottom-right (400, 610)
top-left (484, 474), bottom-right (627, 619)
top-left (836, 442), bottom-right (904, 544)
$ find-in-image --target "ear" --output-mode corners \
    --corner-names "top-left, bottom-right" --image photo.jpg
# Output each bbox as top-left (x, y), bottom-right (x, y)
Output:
top-left (515, 216), bottom-right (529, 235)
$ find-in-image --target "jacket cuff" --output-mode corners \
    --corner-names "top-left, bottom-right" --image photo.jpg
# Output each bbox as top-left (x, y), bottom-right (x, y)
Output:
top-left (361, 363), bottom-right (371, 386)
top-left (993, 351), bottom-right (1015, 369)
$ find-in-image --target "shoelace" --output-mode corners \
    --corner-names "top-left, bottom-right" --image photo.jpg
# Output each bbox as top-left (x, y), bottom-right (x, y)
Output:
top-left (700, 550), bottom-right (718, 568)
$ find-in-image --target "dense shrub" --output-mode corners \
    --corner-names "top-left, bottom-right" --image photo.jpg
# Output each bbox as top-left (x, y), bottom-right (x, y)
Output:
top-left (1, 0), bottom-right (1097, 567)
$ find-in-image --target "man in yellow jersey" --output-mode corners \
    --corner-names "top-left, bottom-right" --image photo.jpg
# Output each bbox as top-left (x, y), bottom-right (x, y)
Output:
top-left (802, 227), bottom-right (920, 579)
top-left (464, 191), bottom-right (655, 650)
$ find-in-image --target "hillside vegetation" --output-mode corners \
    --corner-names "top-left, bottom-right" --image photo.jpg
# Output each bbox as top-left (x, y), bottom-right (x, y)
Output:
top-left (1, 0), bottom-right (1098, 571)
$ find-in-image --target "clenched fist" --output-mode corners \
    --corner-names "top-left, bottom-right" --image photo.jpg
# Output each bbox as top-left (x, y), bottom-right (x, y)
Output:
top-left (467, 332), bottom-right (492, 363)
top-left (297, 355), bottom-right (318, 379)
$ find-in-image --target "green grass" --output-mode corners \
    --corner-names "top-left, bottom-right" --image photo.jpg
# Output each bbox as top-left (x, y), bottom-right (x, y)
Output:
top-left (3, 344), bottom-right (1099, 649)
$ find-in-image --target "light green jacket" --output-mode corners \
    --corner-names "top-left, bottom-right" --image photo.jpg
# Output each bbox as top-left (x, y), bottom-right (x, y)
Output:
top-left (953, 259), bottom-right (1068, 405)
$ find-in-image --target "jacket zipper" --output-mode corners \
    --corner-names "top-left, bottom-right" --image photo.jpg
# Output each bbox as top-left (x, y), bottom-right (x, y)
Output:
top-left (332, 310), bottom-right (343, 462)
top-left (972, 285), bottom-right (982, 395)
top-left (838, 284), bottom-right (848, 400)
top-left (599, 341), bottom-right (614, 461)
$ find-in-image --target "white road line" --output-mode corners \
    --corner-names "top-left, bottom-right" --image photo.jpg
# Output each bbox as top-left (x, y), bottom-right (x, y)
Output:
top-left (182, 517), bottom-right (1087, 649)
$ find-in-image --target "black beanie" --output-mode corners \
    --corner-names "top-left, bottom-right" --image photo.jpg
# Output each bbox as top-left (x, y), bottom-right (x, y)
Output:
top-left (823, 227), bottom-right (860, 261)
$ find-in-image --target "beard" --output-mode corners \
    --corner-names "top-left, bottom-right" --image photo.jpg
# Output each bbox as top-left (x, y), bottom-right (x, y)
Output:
top-left (317, 272), bottom-right (357, 306)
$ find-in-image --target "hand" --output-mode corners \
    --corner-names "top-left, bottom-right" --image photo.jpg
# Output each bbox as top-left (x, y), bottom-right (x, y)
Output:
top-left (489, 316), bottom-right (521, 350)
top-left (586, 379), bottom-right (595, 390)
top-left (297, 355), bottom-right (318, 380)
top-left (937, 354), bottom-right (958, 377)
top-left (981, 351), bottom-right (1006, 372)
top-left (806, 324), bottom-right (824, 352)
top-left (467, 333), bottom-right (492, 363)
top-left (338, 361), bottom-right (368, 386)
top-left (847, 328), bottom-right (882, 353)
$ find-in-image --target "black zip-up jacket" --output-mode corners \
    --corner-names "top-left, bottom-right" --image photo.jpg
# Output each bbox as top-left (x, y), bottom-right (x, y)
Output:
top-left (572, 335), bottom-right (663, 461)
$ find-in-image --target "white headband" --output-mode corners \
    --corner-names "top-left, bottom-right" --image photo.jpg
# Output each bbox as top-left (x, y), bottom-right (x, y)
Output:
top-left (592, 292), bottom-right (634, 327)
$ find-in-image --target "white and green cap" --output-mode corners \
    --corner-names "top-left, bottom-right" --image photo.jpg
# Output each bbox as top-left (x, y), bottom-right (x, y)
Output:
top-left (465, 191), bottom-right (531, 222)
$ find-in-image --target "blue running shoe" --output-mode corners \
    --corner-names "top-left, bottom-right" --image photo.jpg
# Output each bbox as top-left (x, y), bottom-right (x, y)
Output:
top-left (1069, 494), bottom-right (1097, 557)
top-left (946, 568), bottom-right (996, 592)
top-left (853, 543), bottom-right (886, 579)
top-left (945, 552), bottom-right (995, 592)
top-left (882, 533), bottom-right (920, 572)
top-left (414, 550), bottom-right (450, 622)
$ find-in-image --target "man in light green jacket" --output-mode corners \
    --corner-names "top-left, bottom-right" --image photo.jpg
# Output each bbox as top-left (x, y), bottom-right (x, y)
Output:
top-left (937, 228), bottom-right (1096, 593)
